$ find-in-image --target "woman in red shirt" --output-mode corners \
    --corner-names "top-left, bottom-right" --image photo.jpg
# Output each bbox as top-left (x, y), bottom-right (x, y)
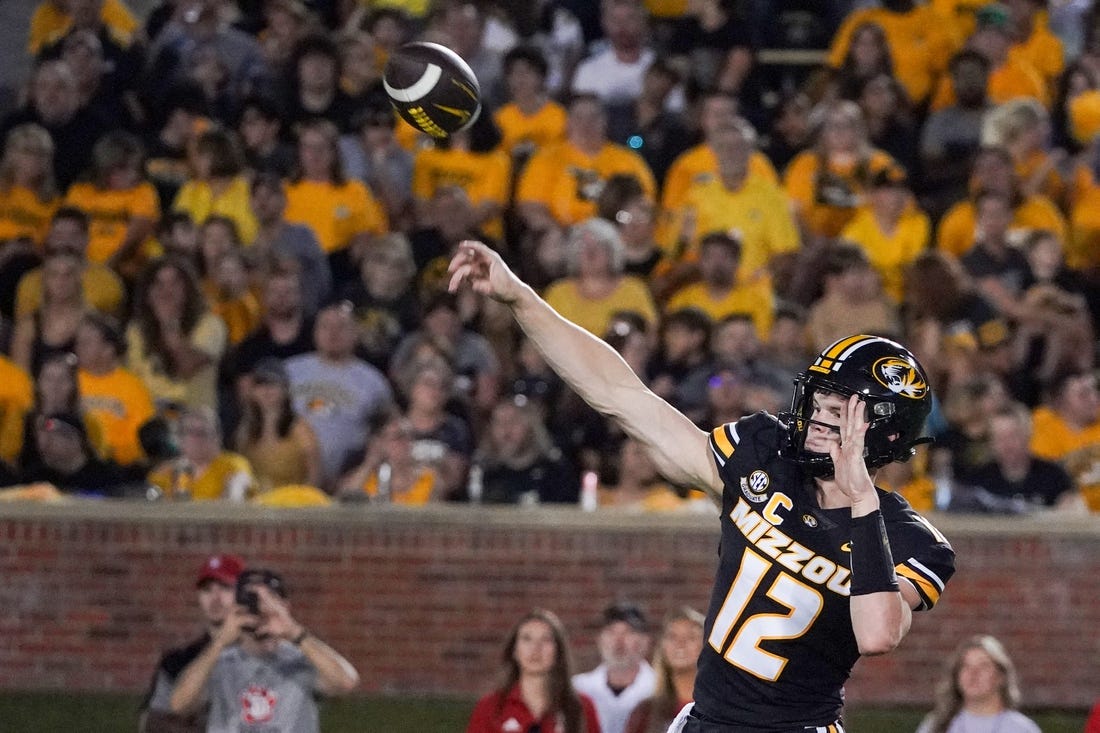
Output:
top-left (467, 609), bottom-right (601, 733)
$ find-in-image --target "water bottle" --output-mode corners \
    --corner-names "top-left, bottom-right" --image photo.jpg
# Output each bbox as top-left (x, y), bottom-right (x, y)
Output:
top-left (930, 452), bottom-right (953, 512)
top-left (375, 462), bottom-right (392, 503)
top-left (466, 463), bottom-right (483, 504)
top-left (172, 459), bottom-right (194, 501)
top-left (580, 470), bottom-right (599, 512)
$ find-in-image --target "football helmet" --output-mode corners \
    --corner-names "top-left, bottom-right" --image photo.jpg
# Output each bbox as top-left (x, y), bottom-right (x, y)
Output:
top-left (778, 335), bottom-right (932, 477)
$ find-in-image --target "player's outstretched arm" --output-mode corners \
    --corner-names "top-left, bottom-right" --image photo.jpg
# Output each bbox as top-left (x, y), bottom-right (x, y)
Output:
top-left (449, 241), bottom-right (723, 500)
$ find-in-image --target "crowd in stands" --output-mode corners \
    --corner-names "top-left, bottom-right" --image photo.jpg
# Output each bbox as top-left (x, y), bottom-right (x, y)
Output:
top-left (2, 0), bottom-right (1100, 513)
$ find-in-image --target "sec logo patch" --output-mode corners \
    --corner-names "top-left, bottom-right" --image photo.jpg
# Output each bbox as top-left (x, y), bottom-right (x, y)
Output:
top-left (740, 470), bottom-right (770, 503)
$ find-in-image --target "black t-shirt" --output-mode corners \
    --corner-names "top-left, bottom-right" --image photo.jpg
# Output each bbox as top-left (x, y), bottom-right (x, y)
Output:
top-left (220, 317), bottom-right (316, 387)
top-left (139, 633), bottom-right (211, 732)
top-left (969, 458), bottom-right (1074, 507)
top-left (668, 16), bottom-right (752, 91)
top-left (339, 282), bottom-right (421, 371)
top-left (960, 243), bottom-right (1031, 296)
top-left (20, 456), bottom-right (127, 497)
top-left (481, 452), bottom-right (578, 505)
top-left (0, 106), bottom-right (109, 190)
top-left (283, 89), bottom-right (359, 134)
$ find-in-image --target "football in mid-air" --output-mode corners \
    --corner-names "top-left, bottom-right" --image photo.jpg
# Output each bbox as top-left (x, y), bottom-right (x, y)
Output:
top-left (383, 41), bottom-right (481, 138)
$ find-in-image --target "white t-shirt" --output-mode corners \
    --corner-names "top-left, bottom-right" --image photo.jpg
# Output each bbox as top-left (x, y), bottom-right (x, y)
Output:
top-left (572, 661), bottom-right (657, 733)
top-left (570, 47), bottom-right (655, 105)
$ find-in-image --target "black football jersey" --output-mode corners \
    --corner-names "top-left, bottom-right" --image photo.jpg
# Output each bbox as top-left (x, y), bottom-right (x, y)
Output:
top-left (693, 412), bottom-right (956, 730)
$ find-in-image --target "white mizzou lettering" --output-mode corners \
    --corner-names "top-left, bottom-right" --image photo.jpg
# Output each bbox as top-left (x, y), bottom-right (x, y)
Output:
top-left (729, 498), bottom-right (851, 597)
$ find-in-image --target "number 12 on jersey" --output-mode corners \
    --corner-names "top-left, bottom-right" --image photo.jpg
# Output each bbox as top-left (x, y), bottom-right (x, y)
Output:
top-left (708, 548), bottom-right (824, 681)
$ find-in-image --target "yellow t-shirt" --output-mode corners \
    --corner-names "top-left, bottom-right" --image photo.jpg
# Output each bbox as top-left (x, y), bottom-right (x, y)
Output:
top-left (1069, 164), bottom-right (1100, 270)
top-left (412, 146), bottom-right (512, 240)
top-left (493, 101), bottom-right (568, 156)
top-left (0, 356), bottom-right (34, 465)
top-left (148, 452), bottom-right (256, 501)
top-left (929, 57), bottom-right (1048, 111)
top-left (283, 179), bottom-right (387, 253)
top-left (125, 312), bottom-right (228, 409)
top-left (172, 176), bottom-right (259, 245)
top-left (64, 181), bottom-right (160, 264)
top-left (1015, 149), bottom-right (1064, 205)
top-left (14, 263), bottom-right (124, 319)
top-left (1029, 406), bottom-right (1100, 462)
top-left (828, 5), bottom-right (960, 104)
top-left (209, 290), bottom-right (262, 345)
top-left (644, 0), bottom-right (686, 16)
top-left (930, 0), bottom-right (994, 40)
top-left (1030, 405), bottom-right (1100, 511)
top-left (0, 186), bottom-right (58, 247)
top-left (669, 175), bottom-right (800, 280)
top-left (1009, 18), bottom-right (1065, 92)
top-left (783, 149), bottom-right (897, 239)
top-left (363, 467), bottom-right (437, 505)
top-left (240, 422), bottom-right (316, 493)
top-left (28, 0), bottom-right (136, 54)
top-left (661, 144), bottom-right (779, 215)
top-left (839, 204), bottom-right (931, 302)
top-left (361, 0), bottom-right (430, 19)
top-left (78, 367), bottom-right (155, 466)
top-left (517, 141), bottom-right (657, 226)
top-left (935, 195), bottom-right (1067, 257)
top-left (543, 276), bottom-right (658, 336)
top-left (666, 276), bottom-right (776, 340)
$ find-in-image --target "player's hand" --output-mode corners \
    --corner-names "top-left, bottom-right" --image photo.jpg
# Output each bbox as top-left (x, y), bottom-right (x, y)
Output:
top-left (829, 394), bottom-right (877, 511)
top-left (447, 240), bottom-right (526, 305)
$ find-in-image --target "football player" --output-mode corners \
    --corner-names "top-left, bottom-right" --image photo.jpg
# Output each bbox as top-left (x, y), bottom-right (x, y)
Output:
top-left (449, 241), bottom-right (956, 733)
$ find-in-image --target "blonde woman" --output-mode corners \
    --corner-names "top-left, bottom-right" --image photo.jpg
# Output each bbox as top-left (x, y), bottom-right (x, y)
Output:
top-left (916, 635), bottom-right (1040, 733)
top-left (783, 100), bottom-right (897, 239)
top-left (624, 607), bottom-right (705, 733)
top-left (982, 98), bottom-right (1065, 203)
top-left (0, 123), bottom-right (58, 247)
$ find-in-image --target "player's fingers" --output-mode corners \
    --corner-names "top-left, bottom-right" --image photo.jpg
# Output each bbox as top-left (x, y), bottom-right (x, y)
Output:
top-left (458, 239), bottom-right (491, 259)
top-left (447, 267), bottom-right (467, 293)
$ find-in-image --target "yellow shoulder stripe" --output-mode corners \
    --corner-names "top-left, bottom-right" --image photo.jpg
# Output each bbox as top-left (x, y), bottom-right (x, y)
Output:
top-left (711, 425), bottom-right (735, 459)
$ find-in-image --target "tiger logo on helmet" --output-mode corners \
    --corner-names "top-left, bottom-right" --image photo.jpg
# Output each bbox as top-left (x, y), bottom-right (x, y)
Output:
top-left (872, 357), bottom-right (929, 400)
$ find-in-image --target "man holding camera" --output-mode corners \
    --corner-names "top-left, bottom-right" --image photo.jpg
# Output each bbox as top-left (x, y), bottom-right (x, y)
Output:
top-left (168, 567), bottom-right (360, 733)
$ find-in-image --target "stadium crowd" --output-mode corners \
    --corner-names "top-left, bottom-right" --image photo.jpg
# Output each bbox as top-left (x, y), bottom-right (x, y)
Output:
top-left (1, 0), bottom-right (1100, 514)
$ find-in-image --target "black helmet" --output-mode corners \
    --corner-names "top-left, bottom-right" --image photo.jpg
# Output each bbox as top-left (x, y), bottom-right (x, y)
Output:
top-left (778, 335), bottom-right (932, 477)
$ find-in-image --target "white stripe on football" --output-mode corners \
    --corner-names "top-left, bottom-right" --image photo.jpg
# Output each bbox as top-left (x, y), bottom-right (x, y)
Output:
top-left (383, 63), bottom-right (443, 103)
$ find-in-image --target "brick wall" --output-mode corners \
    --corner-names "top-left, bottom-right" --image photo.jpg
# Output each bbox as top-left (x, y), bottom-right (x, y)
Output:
top-left (1, 502), bottom-right (1098, 710)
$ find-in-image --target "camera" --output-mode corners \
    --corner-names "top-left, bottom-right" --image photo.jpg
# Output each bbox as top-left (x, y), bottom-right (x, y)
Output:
top-left (236, 583), bottom-right (260, 616)
top-left (234, 568), bottom-right (287, 629)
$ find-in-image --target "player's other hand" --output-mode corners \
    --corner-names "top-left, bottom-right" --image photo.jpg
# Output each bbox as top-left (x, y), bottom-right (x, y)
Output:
top-left (447, 240), bottom-right (525, 305)
top-left (830, 394), bottom-right (876, 509)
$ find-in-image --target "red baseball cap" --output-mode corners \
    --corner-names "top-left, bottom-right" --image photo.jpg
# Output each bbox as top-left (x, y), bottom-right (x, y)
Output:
top-left (195, 554), bottom-right (245, 588)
